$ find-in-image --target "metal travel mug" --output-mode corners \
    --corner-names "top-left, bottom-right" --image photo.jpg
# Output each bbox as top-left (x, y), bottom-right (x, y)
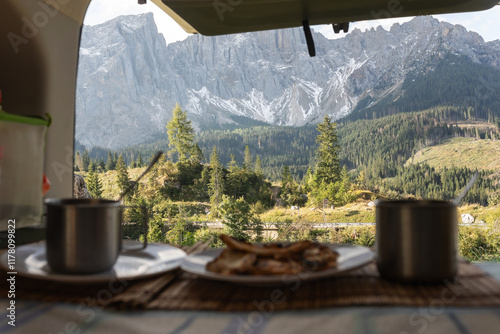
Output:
top-left (375, 200), bottom-right (458, 283)
top-left (45, 198), bottom-right (148, 274)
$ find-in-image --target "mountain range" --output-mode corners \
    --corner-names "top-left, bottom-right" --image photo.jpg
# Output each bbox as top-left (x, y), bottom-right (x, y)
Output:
top-left (75, 13), bottom-right (500, 149)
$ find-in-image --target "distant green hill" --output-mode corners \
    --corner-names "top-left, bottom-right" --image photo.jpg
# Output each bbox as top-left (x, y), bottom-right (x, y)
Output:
top-left (338, 106), bottom-right (499, 177)
top-left (406, 136), bottom-right (500, 171)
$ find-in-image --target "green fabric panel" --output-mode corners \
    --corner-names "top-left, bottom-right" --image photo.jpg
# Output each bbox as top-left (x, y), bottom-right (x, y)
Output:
top-left (0, 110), bottom-right (50, 126)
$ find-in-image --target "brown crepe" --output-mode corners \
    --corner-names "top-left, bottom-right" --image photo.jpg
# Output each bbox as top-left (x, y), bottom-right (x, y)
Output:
top-left (207, 235), bottom-right (339, 275)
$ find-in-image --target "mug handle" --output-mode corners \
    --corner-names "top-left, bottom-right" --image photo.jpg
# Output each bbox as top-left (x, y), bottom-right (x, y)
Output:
top-left (120, 205), bottom-right (148, 253)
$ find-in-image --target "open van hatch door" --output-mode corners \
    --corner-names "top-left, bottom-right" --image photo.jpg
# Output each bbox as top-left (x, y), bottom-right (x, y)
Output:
top-left (153, 0), bottom-right (499, 36)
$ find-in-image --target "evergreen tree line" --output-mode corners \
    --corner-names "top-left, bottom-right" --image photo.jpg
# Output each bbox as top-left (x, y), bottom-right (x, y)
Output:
top-left (74, 148), bottom-right (148, 173)
top-left (76, 106), bottom-right (499, 182)
top-left (338, 106), bottom-right (498, 179)
top-left (382, 164), bottom-right (494, 206)
top-left (75, 125), bottom-right (318, 182)
top-left (76, 105), bottom-right (499, 206)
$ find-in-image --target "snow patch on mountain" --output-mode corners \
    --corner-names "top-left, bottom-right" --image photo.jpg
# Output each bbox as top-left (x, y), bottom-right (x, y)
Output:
top-left (75, 14), bottom-right (500, 149)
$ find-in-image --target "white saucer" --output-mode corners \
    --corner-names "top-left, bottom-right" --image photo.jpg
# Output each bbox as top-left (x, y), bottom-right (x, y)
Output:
top-left (0, 241), bottom-right (186, 283)
top-left (181, 245), bottom-right (375, 285)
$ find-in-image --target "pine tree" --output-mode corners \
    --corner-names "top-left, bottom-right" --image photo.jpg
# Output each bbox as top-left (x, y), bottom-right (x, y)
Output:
top-left (243, 145), bottom-right (253, 171)
top-left (166, 103), bottom-right (195, 162)
top-left (75, 151), bottom-right (83, 172)
top-left (303, 167), bottom-right (314, 192)
top-left (89, 159), bottom-right (96, 172)
top-left (219, 195), bottom-right (261, 241)
top-left (226, 154), bottom-right (240, 198)
top-left (86, 162), bottom-right (103, 198)
top-left (254, 155), bottom-right (263, 176)
top-left (209, 146), bottom-right (224, 218)
top-left (98, 159), bottom-right (106, 172)
top-left (228, 154), bottom-right (238, 172)
top-left (314, 115), bottom-right (341, 185)
top-left (281, 165), bottom-right (293, 186)
top-left (193, 165), bottom-right (211, 201)
top-left (355, 170), bottom-right (366, 190)
top-left (280, 165), bottom-right (301, 206)
top-left (190, 143), bottom-right (204, 164)
top-left (82, 149), bottom-right (90, 172)
top-left (336, 166), bottom-right (352, 205)
top-left (116, 154), bottom-right (130, 200)
top-left (106, 152), bottom-right (116, 171)
top-left (136, 154), bottom-right (144, 167)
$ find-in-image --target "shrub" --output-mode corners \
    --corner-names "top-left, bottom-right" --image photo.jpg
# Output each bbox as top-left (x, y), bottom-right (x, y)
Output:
top-left (152, 200), bottom-right (179, 218)
top-left (219, 195), bottom-right (262, 241)
top-left (193, 228), bottom-right (224, 248)
top-left (308, 229), bottom-right (329, 242)
top-left (165, 219), bottom-right (188, 246)
top-left (315, 226), bottom-right (376, 247)
top-left (147, 216), bottom-right (166, 243)
top-left (458, 226), bottom-right (497, 261)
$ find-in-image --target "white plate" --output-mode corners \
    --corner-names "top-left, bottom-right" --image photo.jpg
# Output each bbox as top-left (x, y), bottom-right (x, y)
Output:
top-left (0, 241), bottom-right (186, 284)
top-left (181, 245), bottom-right (375, 285)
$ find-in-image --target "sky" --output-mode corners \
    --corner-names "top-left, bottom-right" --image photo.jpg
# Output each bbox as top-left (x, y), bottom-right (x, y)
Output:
top-left (84, 0), bottom-right (500, 45)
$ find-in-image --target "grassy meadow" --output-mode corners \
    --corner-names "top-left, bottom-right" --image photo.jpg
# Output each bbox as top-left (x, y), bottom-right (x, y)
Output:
top-left (407, 137), bottom-right (500, 172)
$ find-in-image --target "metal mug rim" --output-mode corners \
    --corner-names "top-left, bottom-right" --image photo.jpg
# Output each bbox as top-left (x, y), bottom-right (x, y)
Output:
top-left (374, 199), bottom-right (456, 208)
top-left (44, 198), bottom-right (121, 208)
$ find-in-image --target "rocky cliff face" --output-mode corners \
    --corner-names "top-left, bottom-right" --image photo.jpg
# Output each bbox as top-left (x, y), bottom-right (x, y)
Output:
top-left (76, 14), bottom-right (172, 148)
top-left (76, 14), bottom-right (500, 149)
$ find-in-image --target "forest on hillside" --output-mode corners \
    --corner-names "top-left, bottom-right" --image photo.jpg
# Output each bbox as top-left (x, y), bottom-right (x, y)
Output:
top-left (77, 105), bottom-right (500, 207)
